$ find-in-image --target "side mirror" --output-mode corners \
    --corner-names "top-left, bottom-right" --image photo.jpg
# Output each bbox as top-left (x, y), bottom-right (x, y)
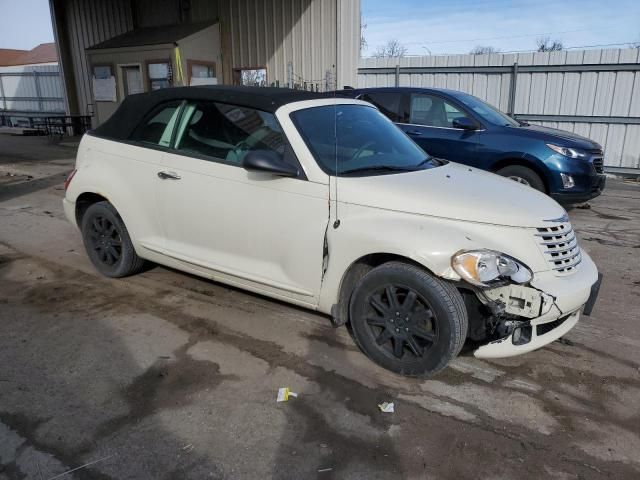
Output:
top-left (452, 117), bottom-right (479, 130)
top-left (242, 150), bottom-right (299, 178)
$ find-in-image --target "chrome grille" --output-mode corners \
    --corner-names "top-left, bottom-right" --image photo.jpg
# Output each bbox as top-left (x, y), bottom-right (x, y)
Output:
top-left (592, 157), bottom-right (604, 174)
top-left (535, 222), bottom-right (581, 274)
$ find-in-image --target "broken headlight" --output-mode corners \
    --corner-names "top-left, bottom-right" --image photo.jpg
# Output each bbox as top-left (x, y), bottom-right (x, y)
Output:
top-left (451, 250), bottom-right (533, 287)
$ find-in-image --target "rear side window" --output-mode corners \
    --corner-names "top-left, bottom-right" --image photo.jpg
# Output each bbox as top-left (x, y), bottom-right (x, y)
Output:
top-left (130, 101), bottom-right (182, 147)
top-left (173, 101), bottom-right (291, 167)
top-left (409, 94), bottom-right (470, 128)
top-left (361, 92), bottom-right (408, 123)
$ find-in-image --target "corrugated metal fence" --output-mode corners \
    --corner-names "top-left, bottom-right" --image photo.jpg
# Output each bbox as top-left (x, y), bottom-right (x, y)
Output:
top-left (0, 64), bottom-right (65, 126)
top-left (358, 48), bottom-right (640, 173)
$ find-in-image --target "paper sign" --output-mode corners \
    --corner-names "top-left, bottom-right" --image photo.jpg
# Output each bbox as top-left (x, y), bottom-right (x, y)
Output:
top-left (93, 76), bottom-right (117, 102)
top-left (190, 77), bottom-right (218, 86)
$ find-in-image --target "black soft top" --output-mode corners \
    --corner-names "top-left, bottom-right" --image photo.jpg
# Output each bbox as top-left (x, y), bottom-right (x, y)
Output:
top-left (92, 86), bottom-right (329, 140)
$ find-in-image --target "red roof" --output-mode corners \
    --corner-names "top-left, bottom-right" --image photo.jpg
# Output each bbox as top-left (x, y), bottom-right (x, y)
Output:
top-left (0, 49), bottom-right (27, 66)
top-left (0, 43), bottom-right (58, 66)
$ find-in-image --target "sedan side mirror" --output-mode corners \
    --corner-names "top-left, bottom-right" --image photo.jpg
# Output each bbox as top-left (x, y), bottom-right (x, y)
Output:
top-left (242, 150), bottom-right (299, 178)
top-left (452, 117), bottom-right (479, 130)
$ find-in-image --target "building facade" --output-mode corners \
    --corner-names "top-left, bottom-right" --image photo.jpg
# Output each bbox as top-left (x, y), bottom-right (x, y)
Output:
top-left (49, 0), bottom-right (360, 125)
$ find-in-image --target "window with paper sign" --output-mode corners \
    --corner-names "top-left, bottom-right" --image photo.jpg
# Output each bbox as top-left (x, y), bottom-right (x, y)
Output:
top-left (188, 60), bottom-right (217, 86)
top-left (147, 61), bottom-right (172, 90)
top-left (92, 64), bottom-right (117, 102)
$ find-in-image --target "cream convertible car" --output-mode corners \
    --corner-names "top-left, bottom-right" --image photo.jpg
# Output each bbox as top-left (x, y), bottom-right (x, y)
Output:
top-left (63, 87), bottom-right (601, 376)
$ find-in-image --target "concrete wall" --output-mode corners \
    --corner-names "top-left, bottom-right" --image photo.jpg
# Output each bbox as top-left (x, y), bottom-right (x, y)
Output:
top-left (358, 48), bottom-right (640, 172)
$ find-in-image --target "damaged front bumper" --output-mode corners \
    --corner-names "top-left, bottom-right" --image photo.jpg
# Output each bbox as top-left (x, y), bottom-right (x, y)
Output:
top-left (473, 251), bottom-right (600, 359)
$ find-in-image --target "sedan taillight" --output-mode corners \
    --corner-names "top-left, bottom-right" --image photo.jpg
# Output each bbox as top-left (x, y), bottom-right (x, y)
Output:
top-left (64, 169), bottom-right (77, 192)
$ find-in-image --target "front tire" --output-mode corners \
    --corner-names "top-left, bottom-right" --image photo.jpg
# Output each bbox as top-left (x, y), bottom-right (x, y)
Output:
top-left (81, 201), bottom-right (146, 278)
top-left (349, 262), bottom-right (468, 377)
top-left (496, 165), bottom-right (545, 192)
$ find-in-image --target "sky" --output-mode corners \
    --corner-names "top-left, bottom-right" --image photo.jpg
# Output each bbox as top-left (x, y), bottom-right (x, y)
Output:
top-left (0, 0), bottom-right (638, 56)
top-left (362, 0), bottom-right (640, 56)
top-left (0, 0), bottom-right (54, 50)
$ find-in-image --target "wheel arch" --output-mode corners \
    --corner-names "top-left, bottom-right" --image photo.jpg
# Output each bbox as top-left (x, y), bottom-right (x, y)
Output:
top-left (75, 191), bottom-right (111, 227)
top-left (331, 252), bottom-right (435, 327)
top-left (490, 157), bottom-right (550, 193)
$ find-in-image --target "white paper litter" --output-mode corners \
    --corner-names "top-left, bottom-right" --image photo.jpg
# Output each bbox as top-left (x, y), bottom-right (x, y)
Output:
top-left (277, 387), bottom-right (298, 402)
top-left (378, 402), bottom-right (395, 413)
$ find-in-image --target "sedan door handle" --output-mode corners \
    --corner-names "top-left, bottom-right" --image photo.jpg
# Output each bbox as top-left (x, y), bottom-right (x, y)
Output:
top-left (157, 171), bottom-right (181, 180)
top-left (405, 130), bottom-right (423, 136)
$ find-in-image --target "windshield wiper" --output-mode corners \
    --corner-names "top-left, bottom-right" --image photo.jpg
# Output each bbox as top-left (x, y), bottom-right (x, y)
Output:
top-left (416, 156), bottom-right (446, 167)
top-left (340, 165), bottom-right (417, 175)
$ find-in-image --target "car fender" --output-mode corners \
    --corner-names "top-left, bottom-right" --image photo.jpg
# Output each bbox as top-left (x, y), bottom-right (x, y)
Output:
top-left (317, 202), bottom-right (549, 315)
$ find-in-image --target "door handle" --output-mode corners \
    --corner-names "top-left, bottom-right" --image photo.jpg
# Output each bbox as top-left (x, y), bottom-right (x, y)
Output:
top-left (157, 171), bottom-right (181, 180)
top-left (405, 130), bottom-right (423, 136)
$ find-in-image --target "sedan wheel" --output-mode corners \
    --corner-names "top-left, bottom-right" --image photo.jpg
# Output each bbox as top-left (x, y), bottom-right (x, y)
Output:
top-left (496, 165), bottom-right (545, 192)
top-left (349, 262), bottom-right (468, 376)
top-left (507, 175), bottom-right (531, 186)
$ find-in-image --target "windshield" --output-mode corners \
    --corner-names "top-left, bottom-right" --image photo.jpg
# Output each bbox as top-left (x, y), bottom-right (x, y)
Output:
top-left (454, 92), bottom-right (519, 127)
top-left (291, 104), bottom-right (442, 176)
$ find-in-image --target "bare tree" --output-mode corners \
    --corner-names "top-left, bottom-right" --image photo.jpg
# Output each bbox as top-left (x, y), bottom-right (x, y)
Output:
top-left (360, 14), bottom-right (368, 53)
top-left (373, 39), bottom-right (408, 58)
top-left (469, 45), bottom-right (500, 55)
top-left (536, 36), bottom-right (563, 52)
top-left (240, 69), bottom-right (267, 87)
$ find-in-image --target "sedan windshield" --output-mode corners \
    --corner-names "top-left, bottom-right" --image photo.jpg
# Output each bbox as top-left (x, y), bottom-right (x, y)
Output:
top-left (291, 104), bottom-right (442, 176)
top-left (454, 92), bottom-right (519, 127)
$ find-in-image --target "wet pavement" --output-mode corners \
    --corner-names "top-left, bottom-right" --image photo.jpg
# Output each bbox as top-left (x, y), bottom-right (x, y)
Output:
top-left (1, 134), bottom-right (640, 479)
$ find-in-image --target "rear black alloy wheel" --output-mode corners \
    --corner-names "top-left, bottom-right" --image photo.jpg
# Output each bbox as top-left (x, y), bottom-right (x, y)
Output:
top-left (88, 215), bottom-right (123, 267)
top-left (349, 262), bottom-right (468, 376)
top-left (81, 201), bottom-right (146, 278)
top-left (365, 285), bottom-right (438, 361)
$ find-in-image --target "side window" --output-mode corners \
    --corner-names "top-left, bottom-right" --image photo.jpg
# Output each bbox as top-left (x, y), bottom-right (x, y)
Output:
top-left (361, 92), bottom-right (407, 123)
top-left (130, 101), bottom-right (182, 147)
top-left (410, 94), bottom-right (470, 128)
top-left (174, 102), bottom-right (292, 167)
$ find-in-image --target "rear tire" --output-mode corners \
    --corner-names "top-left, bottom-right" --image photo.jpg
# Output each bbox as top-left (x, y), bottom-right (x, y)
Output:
top-left (496, 165), bottom-right (545, 192)
top-left (349, 262), bottom-right (468, 377)
top-left (81, 201), bottom-right (146, 278)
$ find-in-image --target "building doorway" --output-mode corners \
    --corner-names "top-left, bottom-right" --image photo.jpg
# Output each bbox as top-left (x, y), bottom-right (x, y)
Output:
top-left (120, 65), bottom-right (144, 96)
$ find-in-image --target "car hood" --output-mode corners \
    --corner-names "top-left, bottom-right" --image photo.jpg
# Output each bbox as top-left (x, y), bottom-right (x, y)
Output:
top-left (338, 162), bottom-right (566, 228)
top-left (513, 124), bottom-right (601, 150)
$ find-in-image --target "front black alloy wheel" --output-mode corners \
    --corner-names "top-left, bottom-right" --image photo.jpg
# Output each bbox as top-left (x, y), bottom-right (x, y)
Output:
top-left (81, 201), bottom-right (146, 278)
top-left (349, 262), bottom-right (468, 376)
top-left (365, 285), bottom-right (438, 360)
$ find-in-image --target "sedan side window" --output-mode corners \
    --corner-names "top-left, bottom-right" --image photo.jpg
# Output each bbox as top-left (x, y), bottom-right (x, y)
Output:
top-left (410, 94), bottom-right (470, 128)
top-left (361, 92), bottom-right (408, 123)
top-left (174, 101), bottom-right (294, 167)
top-left (129, 101), bottom-right (182, 147)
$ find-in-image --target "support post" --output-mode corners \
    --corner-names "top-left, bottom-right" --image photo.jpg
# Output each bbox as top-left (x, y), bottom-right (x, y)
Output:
top-left (0, 74), bottom-right (7, 112)
top-left (395, 64), bottom-right (400, 87)
top-left (507, 62), bottom-right (518, 117)
top-left (33, 72), bottom-right (44, 113)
